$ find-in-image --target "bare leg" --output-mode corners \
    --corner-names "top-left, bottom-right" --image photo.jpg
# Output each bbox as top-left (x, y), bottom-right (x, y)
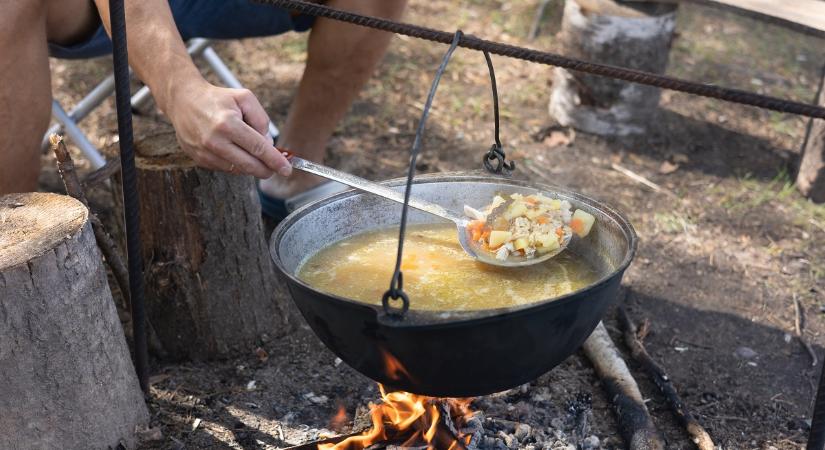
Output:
top-left (0, 0), bottom-right (99, 195)
top-left (259, 0), bottom-right (407, 198)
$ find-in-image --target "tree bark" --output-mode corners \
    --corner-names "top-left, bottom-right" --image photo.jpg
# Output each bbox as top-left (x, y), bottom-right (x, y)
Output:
top-left (797, 68), bottom-right (825, 203)
top-left (115, 132), bottom-right (291, 361)
top-left (549, 0), bottom-right (678, 136)
top-left (0, 192), bottom-right (148, 450)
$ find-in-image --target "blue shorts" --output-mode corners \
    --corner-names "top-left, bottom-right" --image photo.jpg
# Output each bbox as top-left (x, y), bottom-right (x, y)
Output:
top-left (49, 0), bottom-right (315, 59)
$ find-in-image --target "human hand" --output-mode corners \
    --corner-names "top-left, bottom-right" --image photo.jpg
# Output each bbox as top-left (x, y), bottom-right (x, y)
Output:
top-left (163, 78), bottom-right (292, 178)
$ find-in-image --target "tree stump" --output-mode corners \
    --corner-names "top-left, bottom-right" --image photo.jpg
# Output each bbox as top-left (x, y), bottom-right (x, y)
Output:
top-left (797, 69), bottom-right (825, 203)
top-left (549, 0), bottom-right (678, 136)
top-left (0, 193), bottom-right (148, 450)
top-left (115, 132), bottom-right (290, 361)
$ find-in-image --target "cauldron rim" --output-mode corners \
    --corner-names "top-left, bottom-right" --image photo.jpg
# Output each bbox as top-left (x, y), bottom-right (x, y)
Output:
top-left (270, 172), bottom-right (637, 327)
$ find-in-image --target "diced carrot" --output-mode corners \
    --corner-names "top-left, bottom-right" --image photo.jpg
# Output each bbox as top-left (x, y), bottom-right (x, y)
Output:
top-left (537, 216), bottom-right (549, 225)
top-left (555, 227), bottom-right (563, 238)
top-left (472, 229), bottom-right (482, 242)
top-left (570, 218), bottom-right (584, 236)
top-left (481, 229), bottom-right (491, 239)
top-left (524, 197), bottom-right (538, 205)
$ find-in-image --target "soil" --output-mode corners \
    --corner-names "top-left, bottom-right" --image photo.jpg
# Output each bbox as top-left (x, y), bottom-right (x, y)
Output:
top-left (44, 1), bottom-right (824, 449)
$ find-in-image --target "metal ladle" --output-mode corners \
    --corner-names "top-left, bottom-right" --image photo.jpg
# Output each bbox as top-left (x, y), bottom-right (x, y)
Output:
top-left (280, 150), bottom-right (572, 267)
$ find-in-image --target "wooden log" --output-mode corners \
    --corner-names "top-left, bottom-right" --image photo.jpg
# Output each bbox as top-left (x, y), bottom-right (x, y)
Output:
top-left (549, 0), bottom-right (678, 136)
top-left (0, 192), bottom-right (148, 450)
top-left (113, 132), bottom-right (291, 361)
top-left (797, 67), bottom-right (825, 203)
top-left (582, 321), bottom-right (665, 450)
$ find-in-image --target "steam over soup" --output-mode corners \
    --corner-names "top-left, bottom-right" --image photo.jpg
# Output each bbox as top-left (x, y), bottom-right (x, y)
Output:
top-left (297, 223), bottom-right (599, 311)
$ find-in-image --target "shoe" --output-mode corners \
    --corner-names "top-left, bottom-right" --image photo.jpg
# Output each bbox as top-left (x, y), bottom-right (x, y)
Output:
top-left (258, 181), bottom-right (348, 221)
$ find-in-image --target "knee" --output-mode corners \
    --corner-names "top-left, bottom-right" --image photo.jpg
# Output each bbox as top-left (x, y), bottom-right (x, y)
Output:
top-left (362, 0), bottom-right (407, 20)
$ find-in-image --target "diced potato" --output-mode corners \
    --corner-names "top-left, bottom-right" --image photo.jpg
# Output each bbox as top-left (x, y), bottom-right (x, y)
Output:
top-left (547, 199), bottom-right (562, 210)
top-left (533, 194), bottom-right (554, 204)
top-left (513, 237), bottom-right (529, 251)
top-left (503, 201), bottom-right (528, 220)
top-left (510, 193), bottom-right (523, 200)
top-left (488, 230), bottom-right (512, 248)
top-left (536, 233), bottom-right (560, 251)
top-left (491, 195), bottom-right (506, 209)
top-left (570, 209), bottom-right (596, 237)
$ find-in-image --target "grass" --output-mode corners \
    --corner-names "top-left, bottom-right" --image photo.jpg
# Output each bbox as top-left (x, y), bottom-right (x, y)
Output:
top-left (712, 168), bottom-right (825, 236)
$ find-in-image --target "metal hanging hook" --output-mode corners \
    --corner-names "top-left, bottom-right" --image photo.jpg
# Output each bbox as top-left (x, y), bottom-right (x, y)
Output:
top-left (482, 51), bottom-right (514, 175)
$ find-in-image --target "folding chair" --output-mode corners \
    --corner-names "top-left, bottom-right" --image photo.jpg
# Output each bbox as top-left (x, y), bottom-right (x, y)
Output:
top-left (44, 38), bottom-right (279, 168)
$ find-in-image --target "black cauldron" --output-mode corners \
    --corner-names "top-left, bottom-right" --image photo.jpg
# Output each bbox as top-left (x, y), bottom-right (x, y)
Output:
top-left (270, 173), bottom-right (636, 397)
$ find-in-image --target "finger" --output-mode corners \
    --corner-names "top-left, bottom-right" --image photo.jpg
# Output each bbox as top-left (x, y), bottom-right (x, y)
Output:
top-left (207, 138), bottom-right (274, 179)
top-left (193, 151), bottom-right (233, 173)
top-left (234, 89), bottom-right (271, 137)
top-left (226, 117), bottom-right (292, 176)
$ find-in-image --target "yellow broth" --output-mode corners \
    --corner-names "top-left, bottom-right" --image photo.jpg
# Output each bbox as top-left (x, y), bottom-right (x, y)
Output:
top-left (296, 224), bottom-right (599, 311)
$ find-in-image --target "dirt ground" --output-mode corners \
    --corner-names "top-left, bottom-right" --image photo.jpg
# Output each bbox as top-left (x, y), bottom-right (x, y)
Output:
top-left (44, 1), bottom-right (824, 449)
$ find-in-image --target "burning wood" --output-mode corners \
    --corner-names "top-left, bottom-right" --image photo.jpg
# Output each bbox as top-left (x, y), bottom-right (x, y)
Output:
top-left (312, 386), bottom-right (477, 450)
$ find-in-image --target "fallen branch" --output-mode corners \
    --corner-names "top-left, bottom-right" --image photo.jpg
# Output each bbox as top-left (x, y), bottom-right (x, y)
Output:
top-left (617, 305), bottom-right (715, 450)
top-left (794, 294), bottom-right (818, 367)
top-left (611, 163), bottom-right (676, 198)
top-left (49, 134), bottom-right (166, 357)
top-left (51, 135), bottom-right (131, 306)
top-left (582, 321), bottom-right (665, 449)
top-left (82, 158), bottom-right (121, 188)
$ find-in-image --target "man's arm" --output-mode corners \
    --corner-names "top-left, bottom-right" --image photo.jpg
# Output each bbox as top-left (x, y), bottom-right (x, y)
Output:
top-left (93, 0), bottom-right (292, 178)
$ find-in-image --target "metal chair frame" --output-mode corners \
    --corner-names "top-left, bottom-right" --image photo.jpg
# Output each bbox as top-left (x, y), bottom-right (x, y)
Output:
top-left (44, 38), bottom-right (279, 168)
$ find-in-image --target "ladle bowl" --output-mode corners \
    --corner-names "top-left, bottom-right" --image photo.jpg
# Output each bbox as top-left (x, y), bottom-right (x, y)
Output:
top-left (270, 173), bottom-right (637, 397)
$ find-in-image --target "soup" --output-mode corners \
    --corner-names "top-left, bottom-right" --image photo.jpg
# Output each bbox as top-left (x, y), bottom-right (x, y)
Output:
top-left (296, 223), bottom-right (599, 311)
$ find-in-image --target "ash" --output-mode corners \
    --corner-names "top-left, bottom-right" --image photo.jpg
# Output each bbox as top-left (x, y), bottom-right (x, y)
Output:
top-left (467, 387), bottom-right (601, 450)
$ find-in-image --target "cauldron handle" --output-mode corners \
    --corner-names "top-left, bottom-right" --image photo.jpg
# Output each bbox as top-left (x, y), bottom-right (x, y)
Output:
top-left (381, 31), bottom-right (464, 320)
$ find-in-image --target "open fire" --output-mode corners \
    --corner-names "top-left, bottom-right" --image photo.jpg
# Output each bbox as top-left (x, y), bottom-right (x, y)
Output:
top-left (319, 385), bottom-right (479, 450)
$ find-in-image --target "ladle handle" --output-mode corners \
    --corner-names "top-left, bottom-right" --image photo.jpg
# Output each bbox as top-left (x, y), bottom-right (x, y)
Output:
top-left (279, 149), bottom-right (466, 224)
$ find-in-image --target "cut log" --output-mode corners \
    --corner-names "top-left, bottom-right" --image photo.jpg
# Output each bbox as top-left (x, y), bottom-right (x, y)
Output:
top-left (112, 132), bottom-right (291, 360)
top-left (797, 67), bottom-right (825, 203)
top-left (549, 0), bottom-right (678, 136)
top-left (0, 192), bottom-right (148, 450)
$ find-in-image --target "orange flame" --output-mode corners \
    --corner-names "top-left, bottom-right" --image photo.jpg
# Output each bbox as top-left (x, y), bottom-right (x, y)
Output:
top-left (379, 348), bottom-right (413, 382)
top-left (330, 404), bottom-right (349, 432)
top-left (318, 385), bottom-right (475, 450)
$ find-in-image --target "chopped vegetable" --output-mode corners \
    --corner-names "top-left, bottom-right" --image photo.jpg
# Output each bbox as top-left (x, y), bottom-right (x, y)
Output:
top-left (464, 192), bottom-right (594, 261)
top-left (570, 209), bottom-right (596, 238)
top-left (488, 230), bottom-right (512, 248)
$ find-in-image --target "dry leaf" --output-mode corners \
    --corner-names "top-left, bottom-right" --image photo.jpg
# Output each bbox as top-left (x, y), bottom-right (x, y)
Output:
top-left (542, 130), bottom-right (572, 147)
top-left (255, 347), bottom-right (269, 362)
top-left (658, 161), bottom-right (680, 175)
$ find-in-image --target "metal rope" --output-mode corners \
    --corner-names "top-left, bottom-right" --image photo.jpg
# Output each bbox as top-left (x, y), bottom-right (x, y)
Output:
top-left (109, 0), bottom-right (149, 392)
top-left (381, 31), bottom-right (463, 318)
top-left (254, 0), bottom-right (825, 120)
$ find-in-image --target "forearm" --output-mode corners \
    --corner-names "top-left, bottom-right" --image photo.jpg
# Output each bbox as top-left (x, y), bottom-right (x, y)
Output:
top-left (93, 0), bottom-right (203, 113)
